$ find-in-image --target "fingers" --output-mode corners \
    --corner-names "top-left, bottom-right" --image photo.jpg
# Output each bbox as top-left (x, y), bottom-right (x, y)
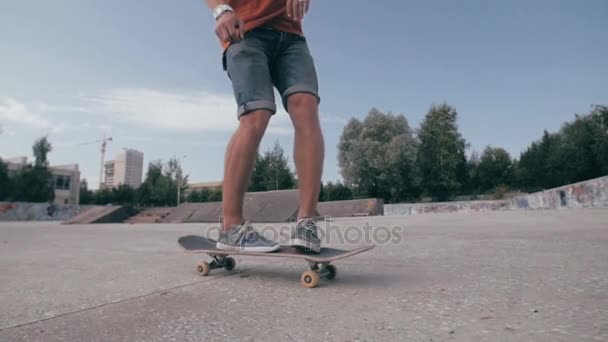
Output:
top-left (226, 22), bottom-right (240, 42)
top-left (293, 0), bottom-right (301, 20)
top-left (237, 18), bottom-right (245, 40)
top-left (215, 16), bottom-right (244, 43)
top-left (215, 25), bottom-right (229, 42)
top-left (288, 0), bottom-right (308, 20)
top-left (286, 0), bottom-right (294, 19)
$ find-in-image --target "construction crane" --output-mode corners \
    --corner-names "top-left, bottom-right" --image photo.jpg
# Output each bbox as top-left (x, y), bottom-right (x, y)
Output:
top-left (79, 135), bottom-right (113, 189)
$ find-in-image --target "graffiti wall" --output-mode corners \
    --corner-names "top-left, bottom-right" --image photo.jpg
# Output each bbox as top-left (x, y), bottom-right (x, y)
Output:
top-left (0, 202), bottom-right (96, 221)
top-left (385, 176), bottom-right (608, 216)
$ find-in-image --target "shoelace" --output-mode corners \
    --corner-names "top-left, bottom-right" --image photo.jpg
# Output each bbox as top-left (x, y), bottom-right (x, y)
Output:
top-left (297, 218), bottom-right (318, 234)
top-left (237, 222), bottom-right (258, 243)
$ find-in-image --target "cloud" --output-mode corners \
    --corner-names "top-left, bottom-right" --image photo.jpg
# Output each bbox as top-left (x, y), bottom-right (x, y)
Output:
top-left (0, 97), bottom-right (51, 128)
top-left (88, 88), bottom-right (294, 134)
top-left (320, 114), bottom-right (349, 125)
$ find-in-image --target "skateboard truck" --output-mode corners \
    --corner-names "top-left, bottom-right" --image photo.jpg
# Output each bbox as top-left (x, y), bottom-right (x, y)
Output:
top-left (300, 261), bottom-right (337, 288)
top-left (196, 255), bottom-right (236, 276)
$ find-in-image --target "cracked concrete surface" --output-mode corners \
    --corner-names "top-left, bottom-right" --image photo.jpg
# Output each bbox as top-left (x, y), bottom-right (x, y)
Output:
top-left (1, 209), bottom-right (607, 341)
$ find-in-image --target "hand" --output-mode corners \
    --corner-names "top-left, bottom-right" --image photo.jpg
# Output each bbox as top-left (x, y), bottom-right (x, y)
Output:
top-left (215, 11), bottom-right (244, 43)
top-left (286, 0), bottom-right (310, 21)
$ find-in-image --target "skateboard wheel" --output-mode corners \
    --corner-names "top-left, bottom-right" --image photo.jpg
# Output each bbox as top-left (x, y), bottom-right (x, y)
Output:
top-left (196, 261), bottom-right (210, 276)
top-left (224, 257), bottom-right (236, 271)
top-left (301, 270), bottom-right (320, 288)
top-left (325, 265), bottom-right (337, 280)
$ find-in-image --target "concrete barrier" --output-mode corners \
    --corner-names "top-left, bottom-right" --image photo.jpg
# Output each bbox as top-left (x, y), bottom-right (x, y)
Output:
top-left (0, 202), bottom-right (96, 221)
top-left (385, 175), bottom-right (608, 216)
top-left (317, 199), bottom-right (384, 218)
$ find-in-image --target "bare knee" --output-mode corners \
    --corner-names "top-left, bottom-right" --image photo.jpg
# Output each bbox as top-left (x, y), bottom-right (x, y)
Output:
top-left (287, 93), bottom-right (318, 115)
top-left (287, 94), bottom-right (321, 134)
top-left (238, 110), bottom-right (272, 140)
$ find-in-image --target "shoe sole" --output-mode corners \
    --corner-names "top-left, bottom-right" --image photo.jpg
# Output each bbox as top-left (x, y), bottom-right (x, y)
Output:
top-left (216, 242), bottom-right (281, 253)
top-left (287, 238), bottom-right (321, 254)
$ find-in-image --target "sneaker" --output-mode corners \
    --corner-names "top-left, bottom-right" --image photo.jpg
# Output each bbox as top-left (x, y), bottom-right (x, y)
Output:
top-left (287, 218), bottom-right (321, 254)
top-left (216, 221), bottom-right (280, 253)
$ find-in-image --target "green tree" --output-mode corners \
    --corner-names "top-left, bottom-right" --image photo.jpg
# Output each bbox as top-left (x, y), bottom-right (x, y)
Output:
top-left (188, 190), bottom-right (202, 203)
top-left (322, 181), bottom-right (354, 201)
top-left (137, 158), bottom-right (189, 206)
top-left (138, 161), bottom-right (174, 206)
top-left (515, 104), bottom-right (608, 191)
top-left (464, 151), bottom-right (481, 195)
top-left (0, 158), bottom-right (12, 200)
top-left (11, 137), bottom-right (55, 203)
top-left (95, 187), bottom-right (114, 204)
top-left (33, 136), bottom-right (52, 167)
top-left (476, 146), bottom-right (513, 192)
top-left (112, 184), bottom-right (137, 205)
top-left (248, 141), bottom-right (296, 192)
top-left (79, 179), bottom-right (95, 204)
top-left (249, 154), bottom-right (268, 192)
top-left (12, 165), bottom-right (55, 202)
top-left (208, 188), bottom-right (223, 201)
top-left (417, 104), bottom-right (468, 201)
top-left (338, 108), bottom-right (419, 203)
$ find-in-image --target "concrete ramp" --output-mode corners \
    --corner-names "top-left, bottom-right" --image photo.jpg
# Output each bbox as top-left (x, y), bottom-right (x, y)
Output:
top-left (243, 189), bottom-right (300, 222)
top-left (317, 199), bottom-right (384, 218)
top-left (161, 203), bottom-right (202, 223)
top-left (176, 189), bottom-right (303, 223)
top-left (64, 206), bottom-right (133, 224)
top-left (185, 202), bottom-right (223, 223)
top-left (125, 207), bottom-right (175, 224)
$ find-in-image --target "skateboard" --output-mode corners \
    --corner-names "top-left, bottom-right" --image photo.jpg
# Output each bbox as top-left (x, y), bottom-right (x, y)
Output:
top-left (178, 235), bottom-right (375, 288)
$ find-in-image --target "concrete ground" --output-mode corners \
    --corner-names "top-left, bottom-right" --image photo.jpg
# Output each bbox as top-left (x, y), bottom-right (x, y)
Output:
top-left (0, 209), bottom-right (607, 342)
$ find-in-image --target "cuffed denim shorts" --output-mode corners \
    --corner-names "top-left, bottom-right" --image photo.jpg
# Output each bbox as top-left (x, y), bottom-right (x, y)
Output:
top-left (222, 26), bottom-right (320, 118)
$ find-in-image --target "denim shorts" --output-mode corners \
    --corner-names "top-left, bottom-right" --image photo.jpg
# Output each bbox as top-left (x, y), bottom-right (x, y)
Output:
top-left (222, 26), bottom-right (320, 118)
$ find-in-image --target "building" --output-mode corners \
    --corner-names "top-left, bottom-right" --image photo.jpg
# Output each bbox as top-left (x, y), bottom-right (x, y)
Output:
top-left (187, 181), bottom-right (222, 194)
top-left (103, 149), bottom-right (144, 189)
top-left (4, 157), bottom-right (81, 205)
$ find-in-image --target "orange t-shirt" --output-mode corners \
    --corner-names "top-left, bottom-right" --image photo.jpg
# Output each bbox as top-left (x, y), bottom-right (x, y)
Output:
top-left (221, 0), bottom-right (303, 48)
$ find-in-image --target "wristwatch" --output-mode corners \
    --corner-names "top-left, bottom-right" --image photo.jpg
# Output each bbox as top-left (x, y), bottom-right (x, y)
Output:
top-left (213, 4), bottom-right (234, 20)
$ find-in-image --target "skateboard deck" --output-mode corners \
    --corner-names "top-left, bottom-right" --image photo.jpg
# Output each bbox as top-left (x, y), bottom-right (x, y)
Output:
top-left (178, 235), bottom-right (375, 288)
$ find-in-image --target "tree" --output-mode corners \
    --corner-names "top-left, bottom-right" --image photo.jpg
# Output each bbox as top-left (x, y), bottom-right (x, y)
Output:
top-left (112, 184), bottom-right (137, 205)
top-left (32, 136), bottom-right (52, 167)
top-left (417, 104), bottom-right (468, 201)
top-left (138, 161), bottom-right (174, 206)
top-left (12, 165), bottom-right (55, 202)
top-left (248, 141), bottom-right (296, 192)
top-left (137, 158), bottom-right (189, 206)
top-left (321, 181), bottom-right (353, 201)
top-left (338, 108), bottom-right (419, 203)
top-left (79, 179), bottom-right (94, 204)
top-left (0, 158), bottom-right (12, 200)
top-left (515, 104), bottom-right (608, 192)
top-left (166, 157), bottom-right (189, 205)
top-left (208, 188), bottom-right (223, 201)
top-left (464, 151), bottom-right (481, 195)
top-left (476, 146), bottom-right (513, 192)
top-left (95, 187), bottom-right (115, 205)
top-left (10, 137), bottom-right (55, 203)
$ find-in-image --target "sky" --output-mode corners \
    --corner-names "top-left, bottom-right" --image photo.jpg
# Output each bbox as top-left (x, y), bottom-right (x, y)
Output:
top-left (1, 0), bottom-right (606, 189)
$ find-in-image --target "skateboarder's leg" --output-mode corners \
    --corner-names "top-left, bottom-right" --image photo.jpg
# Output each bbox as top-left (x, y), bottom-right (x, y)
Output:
top-left (222, 110), bottom-right (272, 229)
top-left (272, 33), bottom-right (323, 253)
top-left (287, 93), bottom-right (324, 220)
top-left (221, 30), bottom-right (276, 230)
top-left (216, 29), bottom-right (281, 252)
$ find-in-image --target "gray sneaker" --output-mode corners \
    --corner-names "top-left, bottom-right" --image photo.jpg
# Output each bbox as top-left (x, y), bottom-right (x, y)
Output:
top-left (216, 221), bottom-right (280, 253)
top-left (287, 218), bottom-right (321, 254)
